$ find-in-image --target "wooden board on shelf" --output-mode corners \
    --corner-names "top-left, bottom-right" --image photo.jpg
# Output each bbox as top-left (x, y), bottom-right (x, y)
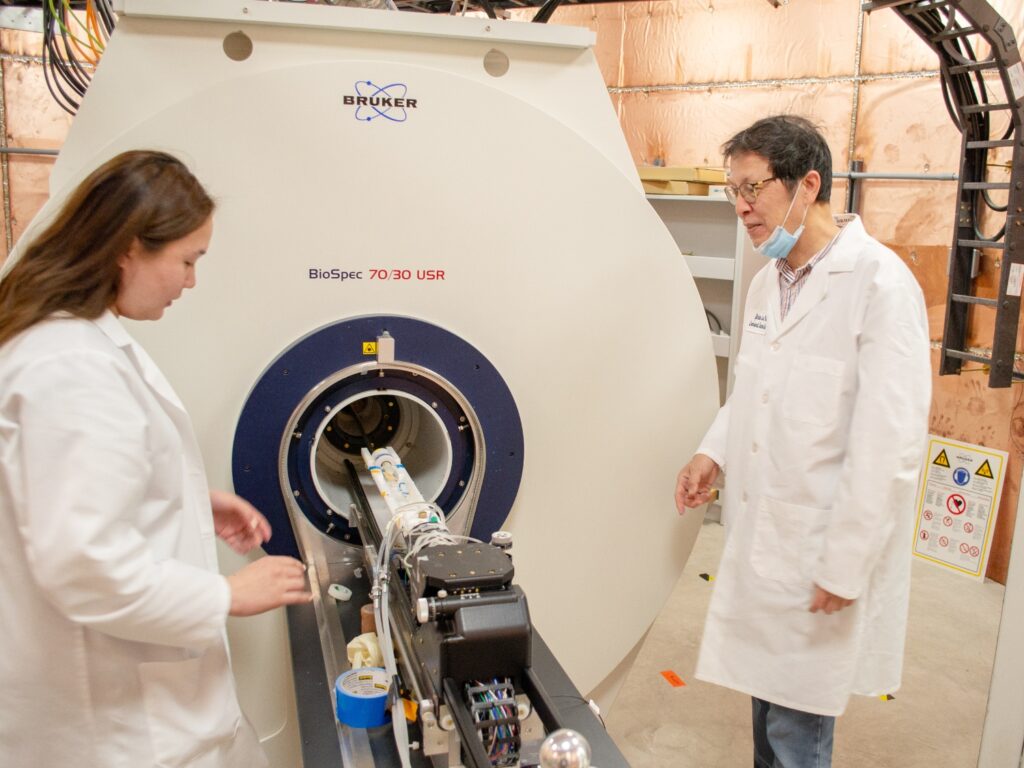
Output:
top-left (642, 179), bottom-right (709, 196)
top-left (637, 166), bottom-right (726, 184)
top-left (697, 167), bottom-right (727, 183)
top-left (638, 165), bottom-right (700, 181)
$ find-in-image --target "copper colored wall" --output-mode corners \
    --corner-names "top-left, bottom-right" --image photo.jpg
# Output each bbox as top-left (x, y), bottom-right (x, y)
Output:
top-left (2, 2), bottom-right (1023, 580)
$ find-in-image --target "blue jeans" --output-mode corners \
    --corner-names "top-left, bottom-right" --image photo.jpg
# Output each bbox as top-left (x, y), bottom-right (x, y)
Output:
top-left (752, 697), bottom-right (835, 768)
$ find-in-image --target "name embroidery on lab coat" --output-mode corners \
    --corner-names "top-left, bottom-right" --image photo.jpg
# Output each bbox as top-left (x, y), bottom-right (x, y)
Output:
top-left (745, 312), bottom-right (768, 335)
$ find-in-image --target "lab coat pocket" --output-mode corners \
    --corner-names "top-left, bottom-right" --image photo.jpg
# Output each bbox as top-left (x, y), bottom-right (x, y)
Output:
top-left (751, 497), bottom-right (830, 586)
top-left (138, 645), bottom-right (241, 768)
top-left (782, 353), bottom-right (845, 426)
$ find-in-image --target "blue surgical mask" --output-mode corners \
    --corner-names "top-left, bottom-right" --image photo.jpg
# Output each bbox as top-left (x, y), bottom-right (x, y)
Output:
top-left (755, 182), bottom-right (809, 260)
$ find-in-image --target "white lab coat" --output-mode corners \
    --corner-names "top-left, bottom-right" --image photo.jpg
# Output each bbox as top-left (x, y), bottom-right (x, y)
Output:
top-left (694, 215), bottom-right (931, 716)
top-left (0, 311), bottom-right (267, 768)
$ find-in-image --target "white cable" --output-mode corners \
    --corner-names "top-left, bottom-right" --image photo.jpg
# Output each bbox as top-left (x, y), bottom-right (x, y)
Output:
top-left (370, 516), bottom-right (413, 768)
top-left (390, 687), bottom-right (413, 768)
top-left (373, 518), bottom-right (399, 683)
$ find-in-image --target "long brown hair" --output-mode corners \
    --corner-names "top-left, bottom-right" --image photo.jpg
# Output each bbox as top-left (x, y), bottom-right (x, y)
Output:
top-left (0, 150), bottom-right (215, 348)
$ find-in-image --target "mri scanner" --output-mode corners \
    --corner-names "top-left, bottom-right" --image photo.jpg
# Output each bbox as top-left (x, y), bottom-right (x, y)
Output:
top-left (18, 0), bottom-right (721, 764)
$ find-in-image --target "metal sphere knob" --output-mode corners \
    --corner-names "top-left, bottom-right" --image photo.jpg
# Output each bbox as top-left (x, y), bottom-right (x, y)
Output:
top-left (539, 728), bottom-right (591, 768)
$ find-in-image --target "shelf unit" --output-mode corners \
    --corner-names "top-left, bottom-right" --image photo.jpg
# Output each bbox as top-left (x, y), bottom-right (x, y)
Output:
top-left (647, 193), bottom-right (761, 404)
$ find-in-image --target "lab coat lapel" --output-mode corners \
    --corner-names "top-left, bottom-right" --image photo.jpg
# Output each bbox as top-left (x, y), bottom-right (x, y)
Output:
top-left (769, 216), bottom-right (862, 341)
top-left (767, 270), bottom-right (783, 336)
top-left (773, 265), bottom-right (829, 339)
top-left (92, 311), bottom-right (187, 416)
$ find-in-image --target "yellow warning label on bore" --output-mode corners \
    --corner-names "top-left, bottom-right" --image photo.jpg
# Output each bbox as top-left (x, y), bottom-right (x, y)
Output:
top-left (362, 342), bottom-right (377, 355)
top-left (933, 449), bottom-right (950, 468)
top-left (976, 459), bottom-right (994, 479)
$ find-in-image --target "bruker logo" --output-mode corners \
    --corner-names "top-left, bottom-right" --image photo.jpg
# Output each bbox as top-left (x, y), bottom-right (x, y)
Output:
top-left (343, 80), bottom-right (418, 122)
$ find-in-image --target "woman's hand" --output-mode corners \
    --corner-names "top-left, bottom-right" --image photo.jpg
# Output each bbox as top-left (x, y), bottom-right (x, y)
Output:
top-left (210, 489), bottom-right (271, 554)
top-left (228, 556), bottom-right (312, 616)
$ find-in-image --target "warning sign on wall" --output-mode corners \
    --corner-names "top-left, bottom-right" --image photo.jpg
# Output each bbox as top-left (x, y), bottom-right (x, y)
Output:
top-left (914, 436), bottom-right (1007, 580)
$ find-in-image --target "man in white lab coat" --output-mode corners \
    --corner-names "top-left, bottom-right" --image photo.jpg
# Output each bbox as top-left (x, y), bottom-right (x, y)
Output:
top-left (675, 115), bottom-right (931, 768)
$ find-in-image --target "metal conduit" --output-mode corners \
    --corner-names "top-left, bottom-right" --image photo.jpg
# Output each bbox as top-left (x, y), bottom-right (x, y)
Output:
top-left (838, 171), bottom-right (959, 180)
top-left (0, 55), bottom-right (11, 256)
top-left (607, 69), bottom-right (941, 95)
top-left (0, 147), bottom-right (60, 157)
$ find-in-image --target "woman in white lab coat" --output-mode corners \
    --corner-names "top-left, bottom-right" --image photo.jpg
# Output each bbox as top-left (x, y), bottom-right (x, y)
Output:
top-left (0, 150), bottom-right (311, 768)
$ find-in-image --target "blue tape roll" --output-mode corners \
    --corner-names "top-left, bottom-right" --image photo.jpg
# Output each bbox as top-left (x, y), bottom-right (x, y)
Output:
top-left (335, 667), bottom-right (390, 728)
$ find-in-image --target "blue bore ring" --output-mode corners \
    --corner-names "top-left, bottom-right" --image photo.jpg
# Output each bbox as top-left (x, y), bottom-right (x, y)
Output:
top-left (232, 315), bottom-right (525, 559)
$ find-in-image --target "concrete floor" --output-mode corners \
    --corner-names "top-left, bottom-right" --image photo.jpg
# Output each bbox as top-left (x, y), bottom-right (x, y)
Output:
top-left (605, 518), bottom-right (1006, 767)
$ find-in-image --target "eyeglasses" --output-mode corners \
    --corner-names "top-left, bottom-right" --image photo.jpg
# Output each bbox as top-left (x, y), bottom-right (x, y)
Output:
top-left (724, 176), bottom-right (778, 205)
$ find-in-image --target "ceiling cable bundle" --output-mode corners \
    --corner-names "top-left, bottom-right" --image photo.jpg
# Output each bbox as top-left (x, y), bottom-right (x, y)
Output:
top-left (42, 0), bottom-right (116, 115)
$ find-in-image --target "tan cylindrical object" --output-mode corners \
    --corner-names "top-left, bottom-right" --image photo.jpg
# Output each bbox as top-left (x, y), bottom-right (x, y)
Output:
top-left (360, 603), bottom-right (376, 634)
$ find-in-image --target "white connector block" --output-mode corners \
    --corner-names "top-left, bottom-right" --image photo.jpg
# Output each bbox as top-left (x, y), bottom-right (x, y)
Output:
top-left (361, 446), bottom-right (445, 538)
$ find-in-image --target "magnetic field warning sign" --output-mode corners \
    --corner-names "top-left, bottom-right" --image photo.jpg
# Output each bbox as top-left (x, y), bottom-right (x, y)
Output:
top-left (932, 449), bottom-right (995, 480)
top-left (914, 436), bottom-right (1007, 580)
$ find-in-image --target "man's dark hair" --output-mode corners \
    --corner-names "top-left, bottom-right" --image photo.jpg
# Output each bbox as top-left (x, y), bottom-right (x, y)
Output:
top-left (722, 115), bottom-right (832, 203)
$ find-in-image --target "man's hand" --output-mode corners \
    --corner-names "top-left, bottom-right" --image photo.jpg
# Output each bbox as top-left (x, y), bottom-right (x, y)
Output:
top-left (674, 454), bottom-right (720, 514)
top-left (809, 585), bottom-right (854, 615)
top-left (211, 489), bottom-right (272, 555)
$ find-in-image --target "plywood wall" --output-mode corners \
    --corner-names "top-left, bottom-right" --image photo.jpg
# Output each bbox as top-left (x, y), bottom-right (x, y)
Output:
top-left (2, 1), bottom-right (1023, 580)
